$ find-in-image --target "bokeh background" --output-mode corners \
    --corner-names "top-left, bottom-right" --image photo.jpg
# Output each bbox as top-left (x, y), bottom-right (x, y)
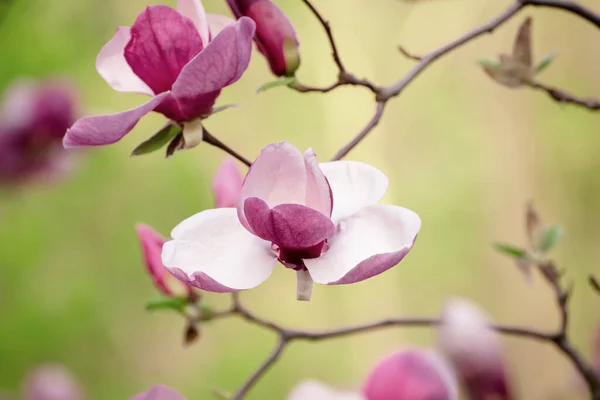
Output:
top-left (1, 0), bottom-right (599, 398)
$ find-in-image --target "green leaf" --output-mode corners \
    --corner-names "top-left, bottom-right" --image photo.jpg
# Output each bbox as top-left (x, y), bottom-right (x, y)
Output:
top-left (256, 76), bottom-right (297, 93)
top-left (145, 297), bottom-right (187, 313)
top-left (131, 124), bottom-right (182, 156)
top-left (541, 224), bottom-right (563, 252)
top-left (534, 52), bottom-right (557, 75)
top-left (477, 59), bottom-right (501, 68)
top-left (493, 242), bottom-right (528, 258)
top-left (199, 304), bottom-right (215, 321)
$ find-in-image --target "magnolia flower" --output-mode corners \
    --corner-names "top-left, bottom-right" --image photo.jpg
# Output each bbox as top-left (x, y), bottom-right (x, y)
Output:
top-left (289, 348), bottom-right (458, 400)
top-left (226, 0), bottom-right (300, 76)
top-left (130, 385), bottom-right (185, 400)
top-left (0, 79), bottom-right (77, 184)
top-left (63, 0), bottom-right (255, 149)
top-left (136, 224), bottom-right (195, 298)
top-left (437, 298), bottom-right (513, 400)
top-left (212, 157), bottom-right (244, 208)
top-left (23, 365), bottom-right (85, 400)
top-left (162, 141), bottom-right (420, 300)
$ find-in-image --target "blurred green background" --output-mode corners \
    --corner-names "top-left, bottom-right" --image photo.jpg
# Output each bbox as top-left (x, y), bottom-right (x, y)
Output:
top-left (1, 0), bottom-right (599, 398)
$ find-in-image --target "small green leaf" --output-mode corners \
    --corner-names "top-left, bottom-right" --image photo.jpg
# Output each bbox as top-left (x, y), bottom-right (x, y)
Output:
top-left (477, 59), bottom-right (501, 68)
top-left (131, 124), bottom-right (182, 156)
top-left (256, 76), bottom-right (297, 93)
top-left (145, 297), bottom-right (187, 313)
top-left (493, 242), bottom-right (528, 258)
top-left (199, 304), bottom-right (215, 321)
top-left (541, 224), bottom-right (563, 252)
top-left (534, 52), bottom-right (557, 75)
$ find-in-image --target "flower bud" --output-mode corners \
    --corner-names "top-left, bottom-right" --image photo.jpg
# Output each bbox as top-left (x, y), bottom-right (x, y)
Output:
top-left (362, 348), bottom-right (458, 400)
top-left (212, 157), bottom-right (243, 208)
top-left (129, 385), bottom-right (185, 400)
top-left (136, 224), bottom-right (194, 298)
top-left (437, 298), bottom-right (513, 400)
top-left (23, 365), bottom-right (85, 400)
top-left (226, 0), bottom-right (300, 76)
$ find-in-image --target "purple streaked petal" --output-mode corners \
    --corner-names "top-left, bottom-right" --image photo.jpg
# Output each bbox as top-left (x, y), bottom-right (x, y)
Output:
top-left (287, 380), bottom-right (365, 400)
top-left (304, 149), bottom-right (332, 217)
top-left (170, 17), bottom-right (255, 119)
top-left (177, 0), bottom-right (210, 46)
top-left (319, 161), bottom-right (389, 223)
top-left (304, 205), bottom-right (420, 285)
top-left (162, 208), bottom-right (276, 291)
top-left (96, 27), bottom-right (154, 95)
top-left (238, 141), bottom-right (307, 232)
top-left (129, 385), bottom-right (186, 400)
top-left (125, 6), bottom-right (204, 94)
top-left (244, 197), bottom-right (335, 249)
top-left (63, 92), bottom-right (168, 148)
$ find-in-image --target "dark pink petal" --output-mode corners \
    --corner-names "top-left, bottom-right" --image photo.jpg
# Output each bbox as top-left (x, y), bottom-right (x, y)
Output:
top-left (244, 197), bottom-right (335, 250)
top-left (125, 6), bottom-right (204, 94)
top-left (170, 17), bottom-right (255, 119)
top-left (62, 92), bottom-right (168, 148)
top-left (304, 149), bottom-right (332, 217)
top-left (362, 348), bottom-right (458, 400)
top-left (212, 157), bottom-right (244, 208)
top-left (23, 365), bottom-right (85, 400)
top-left (129, 385), bottom-right (186, 400)
top-left (96, 27), bottom-right (153, 95)
top-left (304, 205), bottom-right (420, 285)
top-left (238, 141), bottom-right (307, 232)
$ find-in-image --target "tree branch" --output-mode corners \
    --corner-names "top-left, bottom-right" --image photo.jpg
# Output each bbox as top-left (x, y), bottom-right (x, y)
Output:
top-left (520, 0), bottom-right (600, 28)
top-left (528, 81), bottom-right (600, 110)
top-left (331, 101), bottom-right (386, 161)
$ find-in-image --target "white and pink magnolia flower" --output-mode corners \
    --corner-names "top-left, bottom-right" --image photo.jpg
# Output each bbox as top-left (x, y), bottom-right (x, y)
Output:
top-left (162, 141), bottom-right (421, 300)
top-left (63, 0), bottom-right (255, 148)
top-left (289, 348), bottom-right (458, 400)
top-left (437, 298), bottom-right (513, 400)
top-left (129, 385), bottom-right (185, 400)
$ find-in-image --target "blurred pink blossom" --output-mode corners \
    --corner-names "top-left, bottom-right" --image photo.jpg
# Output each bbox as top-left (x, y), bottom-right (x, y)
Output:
top-left (22, 365), bottom-right (85, 400)
top-left (212, 157), bottom-right (244, 208)
top-left (64, 0), bottom-right (255, 149)
top-left (129, 385), bottom-right (185, 400)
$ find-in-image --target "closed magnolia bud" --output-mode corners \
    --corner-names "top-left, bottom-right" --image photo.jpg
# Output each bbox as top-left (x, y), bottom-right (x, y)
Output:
top-left (437, 298), bottom-right (513, 400)
top-left (362, 348), bottom-right (458, 400)
top-left (226, 0), bottom-right (300, 76)
top-left (212, 157), bottom-right (243, 208)
top-left (23, 365), bottom-right (85, 400)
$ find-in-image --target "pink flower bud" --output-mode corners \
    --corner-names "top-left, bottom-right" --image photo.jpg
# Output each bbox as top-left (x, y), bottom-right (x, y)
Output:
top-left (23, 365), bottom-right (85, 400)
top-left (130, 385), bottom-right (186, 400)
top-left (136, 223), bottom-right (194, 297)
top-left (362, 348), bottom-right (458, 400)
top-left (437, 298), bottom-right (513, 400)
top-left (212, 157), bottom-right (243, 208)
top-left (227, 0), bottom-right (300, 76)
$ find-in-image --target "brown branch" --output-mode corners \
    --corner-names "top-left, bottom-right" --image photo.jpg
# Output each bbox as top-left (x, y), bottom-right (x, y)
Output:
top-left (528, 81), bottom-right (600, 110)
top-left (331, 101), bottom-right (386, 161)
top-left (202, 129), bottom-right (252, 167)
top-left (520, 0), bottom-right (600, 28)
top-left (398, 45), bottom-right (422, 61)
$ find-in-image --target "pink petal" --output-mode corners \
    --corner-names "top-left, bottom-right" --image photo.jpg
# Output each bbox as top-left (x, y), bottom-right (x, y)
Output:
top-left (161, 208), bottom-right (276, 291)
top-left (23, 365), bottom-right (85, 400)
top-left (125, 6), bottom-right (204, 94)
top-left (437, 298), bottom-right (512, 400)
top-left (304, 205), bottom-right (420, 285)
top-left (288, 380), bottom-right (365, 400)
top-left (212, 157), bottom-right (244, 208)
top-left (244, 198), bottom-right (335, 249)
top-left (207, 14), bottom-right (236, 38)
top-left (304, 149), bottom-right (332, 217)
top-left (237, 141), bottom-right (307, 232)
top-left (96, 27), bottom-right (153, 95)
top-left (177, 0), bottom-right (210, 46)
top-left (362, 348), bottom-right (458, 400)
top-left (62, 92), bottom-right (168, 148)
top-left (129, 385), bottom-right (186, 400)
top-left (170, 17), bottom-right (255, 120)
top-left (319, 161), bottom-right (389, 223)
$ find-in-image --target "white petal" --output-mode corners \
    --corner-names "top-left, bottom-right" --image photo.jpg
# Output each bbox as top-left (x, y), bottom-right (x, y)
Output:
top-left (287, 380), bottom-right (365, 400)
top-left (305, 205), bottom-right (420, 285)
top-left (207, 13), bottom-right (236, 38)
top-left (318, 161), bottom-right (389, 222)
top-left (96, 27), bottom-right (153, 95)
top-left (177, 0), bottom-right (210, 46)
top-left (162, 208), bottom-right (277, 290)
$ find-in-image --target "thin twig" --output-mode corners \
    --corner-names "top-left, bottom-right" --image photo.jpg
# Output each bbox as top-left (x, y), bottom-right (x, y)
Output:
top-left (202, 129), bottom-right (252, 167)
top-left (331, 101), bottom-right (386, 161)
top-left (398, 45), bottom-right (422, 61)
top-left (528, 81), bottom-right (600, 110)
top-left (520, 0), bottom-right (600, 28)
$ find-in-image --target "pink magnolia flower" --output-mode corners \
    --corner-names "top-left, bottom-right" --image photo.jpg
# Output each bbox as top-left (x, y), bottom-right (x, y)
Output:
top-left (136, 224), bottom-right (195, 298)
top-left (289, 348), bottom-right (458, 400)
top-left (23, 364), bottom-right (85, 400)
top-left (63, 0), bottom-right (255, 149)
top-left (212, 157), bottom-right (244, 208)
top-left (162, 141), bottom-right (421, 300)
top-left (130, 385), bottom-right (185, 400)
top-left (0, 79), bottom-right (77, 184)
top-left (437, 298), bottom-right (513, 400)
top-left (226, 0), bottom-right (300, 76)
